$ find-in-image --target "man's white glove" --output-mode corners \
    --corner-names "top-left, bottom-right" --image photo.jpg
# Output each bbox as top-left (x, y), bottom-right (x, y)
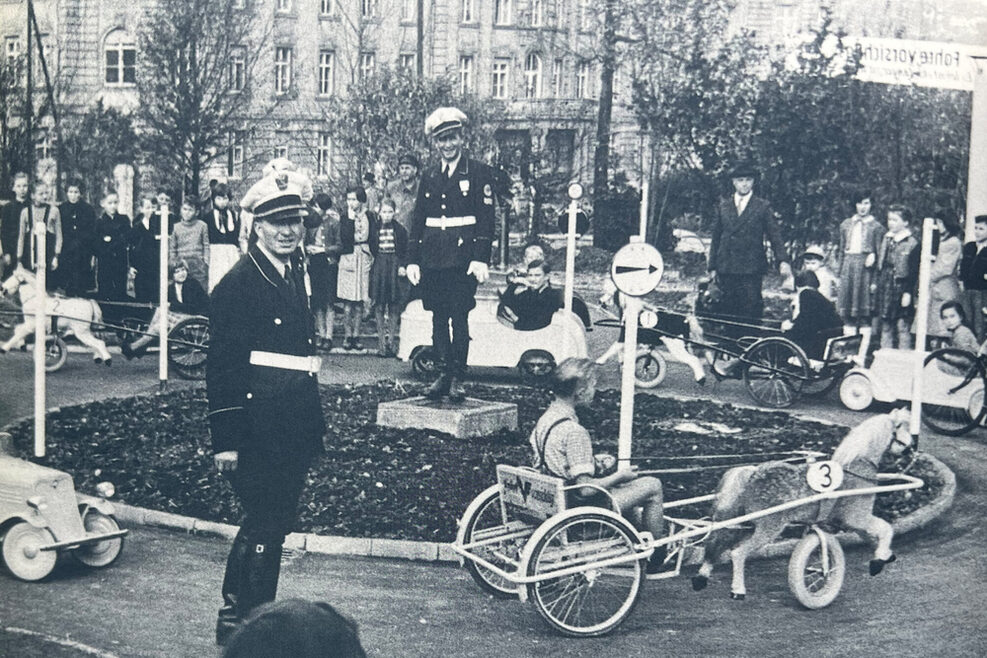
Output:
top-left (467, 261), bottom-right (489, 283)
top-left (406, 264), bottom-right (421, 286)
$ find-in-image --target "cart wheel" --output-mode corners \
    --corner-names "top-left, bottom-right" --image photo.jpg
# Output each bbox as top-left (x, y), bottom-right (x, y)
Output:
top-left (116, 316), bottom-right (149, 345)
top-left (72, 508), bottom-right (124, 568)
top-left (518, 351), bottom-right (555, 382)
top-left (44, 336), bottom-right (68, 372)
top-left (788, 531), bottom-right (845, 610)
top-left (525, 512), bottom-right (645, 637)
top-left (742, 337), bottom-right (808, 408)
top-left (460, 486), bottom-right (527, 599)
top-left (634, 349), bottom-right (667, 389)
top-left (839, 372), bottom-right (874, 411)
top-left (2, 521), bottom-right (57, 581)
top-left (411, 346), bottom-right (439, 379)
top-left (801, 363), bottom-right (845, 398)
top-left (921, 348), bottom-right (987, 436)
top-left (168, 317), bottom-right (209, 380)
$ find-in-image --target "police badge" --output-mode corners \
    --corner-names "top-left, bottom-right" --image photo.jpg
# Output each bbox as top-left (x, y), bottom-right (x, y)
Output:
top-left (459, 179), bottom-right (470, 195)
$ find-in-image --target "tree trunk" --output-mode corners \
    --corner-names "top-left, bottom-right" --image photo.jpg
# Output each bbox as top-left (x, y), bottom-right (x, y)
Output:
top-left (592, 0), bottom-right (617, 216)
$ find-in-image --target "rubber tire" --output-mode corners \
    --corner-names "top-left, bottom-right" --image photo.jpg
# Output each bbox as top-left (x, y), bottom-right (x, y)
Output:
top-left (634, 349), bottom-right (667, 389)
top-left (525, 512), bottom-right (644, 637)
top-left (167, 317), bottom-right (209, 380)
top-left (44, 336), bottom-right (68, 372)
top-left (921, 348), bottom-right (987, 437)
top-left (742, 337), bottom-right (808, 408)
top-left (460, 488), bottom-right (524, 599)
top-left (839, 372), bottom-right (874, 411)
top-left (788, 531), bottom-right (846, 610)
top-left (71, 508), bottom-right (124, 568)
top-left (2, 522), bottom-right (57, 581)
top-left (411, 346), bottom-right (439, 379)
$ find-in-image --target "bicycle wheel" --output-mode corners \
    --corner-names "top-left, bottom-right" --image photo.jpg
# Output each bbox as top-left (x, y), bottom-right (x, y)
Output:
top-left (921, 348), bottom-right (987, 436)
top-left (787, 531), bottom-right (845, 610)
top-left (168, 317), bottom-right (209, 380)
top-left (45, 336), bottom-right (68, 372)
top-left (459, 486), bottom-right (527, 599)
top-left (525, 512), bottom-right (645, 637)
top-left (634, 348), bottom-right (667, 389)
top-left (742, 337), bottom-right (808, 408)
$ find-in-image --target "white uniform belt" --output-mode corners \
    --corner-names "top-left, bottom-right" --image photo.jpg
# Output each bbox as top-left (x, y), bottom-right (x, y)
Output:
top-left (249, 350), bottom-right (322, 374)
top-left (425, 215), bottom-right (476, 229)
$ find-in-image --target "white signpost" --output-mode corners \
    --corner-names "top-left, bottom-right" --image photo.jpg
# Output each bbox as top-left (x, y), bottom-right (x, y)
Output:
top-left (611, 237), bottom-right (664, 471)
top-left (563, 182), bottom-right (583, 314)
top-left (159, 204), bottom-right (170, 388)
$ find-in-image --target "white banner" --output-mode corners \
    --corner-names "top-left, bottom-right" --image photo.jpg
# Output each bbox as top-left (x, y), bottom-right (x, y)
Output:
top-left (848, 36), bottom-right (987, 91)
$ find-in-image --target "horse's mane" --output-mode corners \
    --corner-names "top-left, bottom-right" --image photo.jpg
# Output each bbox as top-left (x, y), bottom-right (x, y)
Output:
top-left (831, 413), bottom-right (895, 467)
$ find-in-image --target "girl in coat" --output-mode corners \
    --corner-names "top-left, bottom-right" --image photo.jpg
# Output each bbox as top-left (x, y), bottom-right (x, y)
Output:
top-left (874, 205), bottom-right (919, 350)
top-left (336, 185), bottom-right (377, 351)
top-left (306, 194), bottom-right (342, 351)
top-left (369, 197), bottom-right (408, 356)
top-left (837, 190), bottom-right (884, 343)
top-left (204, 183), bottom-right (242, 292)
top-left (93, 192), bottom-right (131, 302)
top-left (920, 215), bottom-right (963, 342)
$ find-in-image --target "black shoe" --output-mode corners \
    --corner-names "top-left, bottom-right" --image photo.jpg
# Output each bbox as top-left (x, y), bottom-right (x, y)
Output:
top-left (425, 374), bottom-right (450, 400)
top-left (121, 342), bottom-right (135, 361)
top-left (447, 376), bottom-right (466, 402)
top-left (645, 545), bottom-right (670, 580)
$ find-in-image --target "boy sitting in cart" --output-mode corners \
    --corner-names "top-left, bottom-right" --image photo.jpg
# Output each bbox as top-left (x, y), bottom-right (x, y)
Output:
top-left (529, 357), bottom-right (670, 577)
top-left (122, 259), bottom-right (208, 359)
top-left (780, 271), bottom-right (844, 362)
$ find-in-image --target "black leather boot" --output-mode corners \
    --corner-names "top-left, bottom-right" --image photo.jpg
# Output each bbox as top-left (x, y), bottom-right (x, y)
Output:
top-left (237, 541), bottom-right (282, 618)
top-left (425, 373), bottom-right (450, 400)
top-left (215, 535), bottom-right (249, 646)
top-left (447, 375), bottom-right (465, 402)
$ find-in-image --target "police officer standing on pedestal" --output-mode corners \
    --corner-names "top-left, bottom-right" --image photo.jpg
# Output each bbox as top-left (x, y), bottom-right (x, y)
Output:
top-left (207, 190), bottom-right (326, 646)
top-left (406, 107), bottom-right (495, 402)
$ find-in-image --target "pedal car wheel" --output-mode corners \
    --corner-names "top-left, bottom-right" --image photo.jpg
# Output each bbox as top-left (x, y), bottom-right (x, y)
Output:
top-left (634, 349), bottom-right (667, 388)
top-left (411, 346), bottom-right (440, 379)
top-left (2, 522), bottom-right (57, 581)
top-left (72, 508), bottom-right (124, 568)
top-left (838, 372), bottom-right (874, 411)
top-left (921, 348), bottom-right (987, 436)
top-left (788, 531), bottom-right (845, 610)
top-left (525, 512), bottom-right (644, 637)
top-left (742, 337), bottom-right (808, 408)
top-left (461, 487), bottom-right (525, 599)
top-left (44, 336), bottom-right (68, 372)
top-left (168, 317), bottom-right (209, 380)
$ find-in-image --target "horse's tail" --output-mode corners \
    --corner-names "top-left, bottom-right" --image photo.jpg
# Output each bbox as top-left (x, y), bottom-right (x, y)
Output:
top-left (703, 465), bottom-right (757, 564)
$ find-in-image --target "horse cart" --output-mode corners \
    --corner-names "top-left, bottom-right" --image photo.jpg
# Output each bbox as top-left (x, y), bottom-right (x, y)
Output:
top-left (0, 268), bottom-right (209, 379)
top-left (451, 423), bottom-right (923, 637)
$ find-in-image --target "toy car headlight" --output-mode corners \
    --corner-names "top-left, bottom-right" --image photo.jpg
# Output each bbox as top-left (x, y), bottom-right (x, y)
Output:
top-left (27, 495), bottom-right (48, 511)
top-left (639, 310), bottom-right (659, 329)
top-left (96, 481), bottom-right (116, 499)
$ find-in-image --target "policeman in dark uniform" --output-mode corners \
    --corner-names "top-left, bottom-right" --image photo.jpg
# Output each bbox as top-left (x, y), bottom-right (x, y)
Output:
top-left (406, 107), bottom-right (495, 401)
top-left (207, 191), bottom-right (326, 646)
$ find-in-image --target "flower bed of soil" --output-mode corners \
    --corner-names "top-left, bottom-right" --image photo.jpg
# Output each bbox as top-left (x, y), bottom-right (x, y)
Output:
top-left (5, 382), bottom-right (942, 542)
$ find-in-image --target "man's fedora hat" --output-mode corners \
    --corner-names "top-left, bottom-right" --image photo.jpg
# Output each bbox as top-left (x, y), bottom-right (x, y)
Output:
top-left (397, 152), bottom-right (420, 168)
top-left (424, 107), bottom-right (468, 138)
top-left (730, 160), bottom-right (757, 178)
top-left (252, 191), bottom-right (308, 224)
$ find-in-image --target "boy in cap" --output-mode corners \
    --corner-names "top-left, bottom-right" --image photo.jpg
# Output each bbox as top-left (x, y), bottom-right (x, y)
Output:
top-left (406, 107), bottom-right (495, 401)
top-left (387, 152), bottom-right (421, 232)
top-left (207, 190), bottom-right (326, 645)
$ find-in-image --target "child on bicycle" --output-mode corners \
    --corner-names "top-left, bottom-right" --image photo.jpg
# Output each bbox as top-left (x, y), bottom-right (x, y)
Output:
top-left (529, 357), bottom-right (669, 576)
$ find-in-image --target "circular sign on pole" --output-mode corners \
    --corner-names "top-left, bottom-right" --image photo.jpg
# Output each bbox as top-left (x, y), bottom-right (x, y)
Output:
top-left (567, 182), bottom-right (584, 200)
top-left (610, 241), bottom-right (663, 297)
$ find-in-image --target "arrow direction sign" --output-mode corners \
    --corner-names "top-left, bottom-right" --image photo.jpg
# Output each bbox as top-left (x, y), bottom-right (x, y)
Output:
top-left (611, 241), bottom-right (664, 297)
top-left (614, 264), bottom-right (659, 275)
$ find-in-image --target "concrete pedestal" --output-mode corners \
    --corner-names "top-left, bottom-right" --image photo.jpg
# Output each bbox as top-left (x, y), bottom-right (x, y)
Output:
top-left (376, 396), bottom-right (518, 439)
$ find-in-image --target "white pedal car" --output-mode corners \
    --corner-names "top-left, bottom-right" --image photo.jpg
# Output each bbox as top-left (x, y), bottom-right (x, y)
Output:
top-left (397, 296), bottom-right (588, 380)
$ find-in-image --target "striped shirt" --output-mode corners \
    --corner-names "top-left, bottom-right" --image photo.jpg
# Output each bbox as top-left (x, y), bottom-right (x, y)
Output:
top-left (377, 226), bottom-right (396, 253)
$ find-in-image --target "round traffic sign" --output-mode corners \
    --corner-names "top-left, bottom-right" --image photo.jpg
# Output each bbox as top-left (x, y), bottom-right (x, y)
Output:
top-left (610, 242), bottom-right (663, 297)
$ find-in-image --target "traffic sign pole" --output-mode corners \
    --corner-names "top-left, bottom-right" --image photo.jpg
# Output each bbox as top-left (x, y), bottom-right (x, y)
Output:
top-left (617, 295), bottom-right (640, 471)
top-left (159, 204), bottom-right (169, 389)
top-left (33, 218), bottom-right (46, 458)
top-left (564, 199), bottom-right (577, 314)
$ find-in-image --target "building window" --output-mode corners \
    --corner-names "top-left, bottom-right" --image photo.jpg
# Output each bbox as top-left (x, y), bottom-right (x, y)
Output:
top-left (575, 60), bottom-right (591, 98)
top-left (531, 0), bottom-right (544, 27)
top-left (491, 58), bottom-right (510, 99)
top-left (579, 0), bottom-right (593, 31)
top-left (317, 134), bottom-right (332, 177)
top-left (458, 55), bottom-right (474, 94)
top-left (494, 0), bottom-right (512, 25)
top-left (461, 0), bottom-right (475, 22)
top-left (275, 46), bottom-right (292, 95)
top-left (35, 132), bottom-right (54, 162)
top-left (401, 0), bottom-right (415, 22)
top-left (552, 58), bottom-right (563, 97)
top-left (104, 32), bottom-right (136, 86)
top-left (318, 51), bottom-right (334, 96)
top-left (273, 136), bottom-right (288, 160)
top-left (5, 36), bottom-right (21, 63)
top-left (524, 53), bottom-right (542, 99)
top-left (399, 53), bottom-right (416, 71)
top-left (320, 0), bottom-right (335, 15)
top-left (232, 0), bottom-right (246, 9)
top-left (362, 0), bottom-right (377, 18)
top-left (276, 0), bottom-right (291, 12)
top-left (229, 48), bottom-right (245, 92)
top-left (359, 51), bottom-right (376, 80)
top-left (228, 133), bottom-right (245, 179)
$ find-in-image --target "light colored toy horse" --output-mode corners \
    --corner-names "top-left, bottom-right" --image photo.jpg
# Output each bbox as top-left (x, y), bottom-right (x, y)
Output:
top-left (691, 407), bottom-right (914, 600)
top-left (0, 268), bottom-right (113, 364)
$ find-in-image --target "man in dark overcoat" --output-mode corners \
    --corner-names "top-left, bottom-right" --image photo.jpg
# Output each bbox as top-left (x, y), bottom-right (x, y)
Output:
top-left (707, 160), bottom-right (792, 337)
top-left (406, 107), bottom-right (495, 401)
top-left (207, 190), bottom-right (326, 646)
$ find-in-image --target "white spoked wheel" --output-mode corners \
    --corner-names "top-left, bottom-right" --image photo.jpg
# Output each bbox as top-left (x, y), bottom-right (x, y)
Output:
top-left (2, 521), bottom-right (57, 581)
top-left (634, 348), bottom-right (667, 389)
top-left (839, 372), bottom-right (874, 411)
top-left (72, 508), bottom-right (124, 568)
top-left (459, 486), bottom-right (528, 599)
top-left (525, 512), bottom-right (645, 637)
top-left (788, 531), bottom-right (845, 610)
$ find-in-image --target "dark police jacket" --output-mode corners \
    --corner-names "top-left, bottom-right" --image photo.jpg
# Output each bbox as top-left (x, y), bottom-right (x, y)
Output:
top-left (708, 194), bottom-right (789, 275)
top-left (960, 241), bottom-right (987, 291)
top-left (407, 156), bottom-right (495, 270)
top-left (207, 245), bottom-right (326, 459)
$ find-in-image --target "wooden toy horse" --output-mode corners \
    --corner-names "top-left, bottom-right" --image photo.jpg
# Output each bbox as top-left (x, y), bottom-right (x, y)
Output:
top-left (0, 268), bottom-right (113, 364)
top-left (691, 407), bottom-right (914, 600)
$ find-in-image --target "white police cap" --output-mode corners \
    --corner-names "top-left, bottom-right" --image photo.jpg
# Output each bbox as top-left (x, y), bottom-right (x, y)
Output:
top-left (424, 107), bottom-right (467, 138)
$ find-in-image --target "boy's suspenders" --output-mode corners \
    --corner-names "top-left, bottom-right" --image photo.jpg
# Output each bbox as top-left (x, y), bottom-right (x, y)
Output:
top-left (534, 417), bottom-right (573, 480)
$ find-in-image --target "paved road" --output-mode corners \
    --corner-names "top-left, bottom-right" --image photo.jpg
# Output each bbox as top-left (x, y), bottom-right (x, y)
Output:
top-left (1, 327), bottom-right (985, 657)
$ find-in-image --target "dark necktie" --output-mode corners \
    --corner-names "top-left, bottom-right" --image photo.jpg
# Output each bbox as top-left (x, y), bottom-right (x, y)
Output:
top-left (284, 265), bottom-right (297, 297)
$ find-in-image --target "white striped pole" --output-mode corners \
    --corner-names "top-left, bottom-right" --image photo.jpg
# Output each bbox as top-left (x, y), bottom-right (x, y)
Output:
top-left (159, 204), bottom-right (169, 389)
top-left (33, 214), bottom-right (46, 458)
top-left (909, 217), bottom-right (935, 442)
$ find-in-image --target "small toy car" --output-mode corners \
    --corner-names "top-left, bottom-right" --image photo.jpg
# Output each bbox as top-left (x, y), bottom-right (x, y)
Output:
top-left (0, 433), bottom-right (127, 581)
top-left (398, 295), bottom-right (588, 379)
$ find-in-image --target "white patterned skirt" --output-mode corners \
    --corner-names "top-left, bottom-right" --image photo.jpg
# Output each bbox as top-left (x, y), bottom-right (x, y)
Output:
top-left (208, 244), bottom-right (242, 292)
top-left (336, 244), bottom-right (373, 302)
